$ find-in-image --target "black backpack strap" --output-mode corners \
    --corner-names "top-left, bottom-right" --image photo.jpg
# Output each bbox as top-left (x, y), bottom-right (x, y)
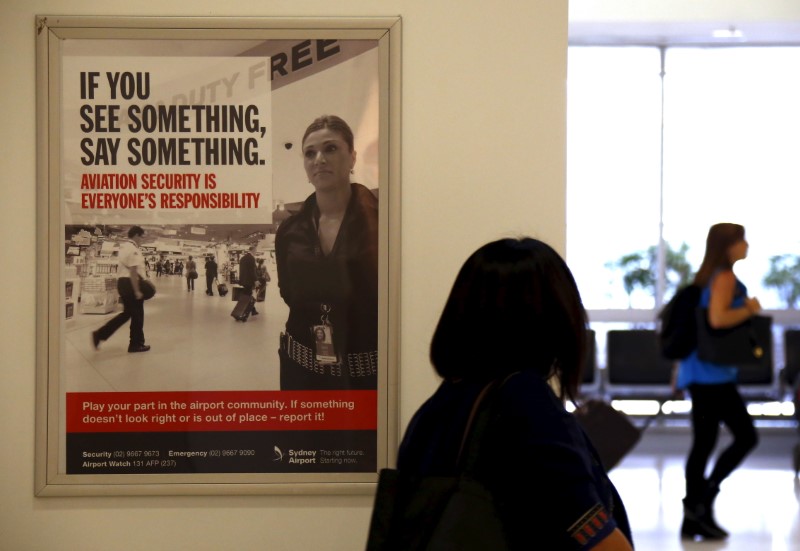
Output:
top-left (455, 381), bottom-right (497, 468)
top-left (456, 373), bottom-right (517, 475)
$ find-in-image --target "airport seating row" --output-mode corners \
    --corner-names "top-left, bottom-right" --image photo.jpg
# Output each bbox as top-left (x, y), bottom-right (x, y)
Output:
top-left (580, 328), bottom-right (800, 403)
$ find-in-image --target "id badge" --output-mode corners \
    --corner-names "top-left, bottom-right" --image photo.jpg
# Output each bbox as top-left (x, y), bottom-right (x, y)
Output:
top-left (312, 324), bottom-right (338, 364)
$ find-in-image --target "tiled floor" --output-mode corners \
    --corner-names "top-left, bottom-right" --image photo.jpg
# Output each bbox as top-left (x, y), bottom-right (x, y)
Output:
top-left (611, 424), bottom-right (800, 550)
top-left (64, 271), bottom-right (286, 393)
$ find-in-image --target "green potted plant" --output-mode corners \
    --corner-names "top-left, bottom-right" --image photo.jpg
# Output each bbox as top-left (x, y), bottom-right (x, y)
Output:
top-left (608, 242), bottom-right (693, 307)
top-left (763, 254), bottom-right (800, 309)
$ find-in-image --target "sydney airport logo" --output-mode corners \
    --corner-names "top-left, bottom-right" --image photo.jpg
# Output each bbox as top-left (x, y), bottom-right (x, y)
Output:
top-left (272, 446), bottom-right (317, 464)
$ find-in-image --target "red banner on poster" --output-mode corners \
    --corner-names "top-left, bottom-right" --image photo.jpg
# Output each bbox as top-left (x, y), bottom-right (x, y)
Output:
top-left (67, 390), bottom-right (377, 433)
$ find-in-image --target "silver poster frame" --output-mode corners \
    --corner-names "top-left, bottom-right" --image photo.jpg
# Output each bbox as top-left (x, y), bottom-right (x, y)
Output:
top-left (35, 15), bottom-right (401, 496)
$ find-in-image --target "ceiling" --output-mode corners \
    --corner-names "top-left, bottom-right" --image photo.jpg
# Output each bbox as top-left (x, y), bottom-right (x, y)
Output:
top-left (569, 21), bottom-right (800, 46)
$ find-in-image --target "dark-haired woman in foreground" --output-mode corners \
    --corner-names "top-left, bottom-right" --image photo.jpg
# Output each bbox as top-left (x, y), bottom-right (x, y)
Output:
top-left (397, 238), bottom-right (634, 550)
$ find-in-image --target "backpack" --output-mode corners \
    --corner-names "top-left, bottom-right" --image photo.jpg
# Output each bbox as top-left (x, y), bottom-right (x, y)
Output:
top-left (658, 284), bottom-right (702, 360)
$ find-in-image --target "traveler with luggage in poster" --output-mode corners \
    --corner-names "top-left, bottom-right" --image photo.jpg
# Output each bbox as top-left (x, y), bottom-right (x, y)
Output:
top-left (91, 225), bottom-right (154, 353)
top-left (231, 244), bottom-right (258, 321)
top-left (673, 223), bottom-right (761, 541)
top-left (367, 238), bottom-right (634, 550)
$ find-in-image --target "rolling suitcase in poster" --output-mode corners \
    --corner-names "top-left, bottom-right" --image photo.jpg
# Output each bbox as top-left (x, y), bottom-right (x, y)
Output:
top-left (255, 281), bottom-right (266, 302)
top-left (231, 294), bottom-right (255, 321)
top-left (217, 280), bottom-right (228, 297)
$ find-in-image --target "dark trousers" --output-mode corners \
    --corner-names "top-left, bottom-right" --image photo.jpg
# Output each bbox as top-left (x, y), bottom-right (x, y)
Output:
top-left (685, 382), bottom-right (758, 499)
top-left (206, 275), bottom-right (215, 295)
top-left (96, 289), bottom-right (145, 346)
top-left (187, 275), bottom-right (195, 290)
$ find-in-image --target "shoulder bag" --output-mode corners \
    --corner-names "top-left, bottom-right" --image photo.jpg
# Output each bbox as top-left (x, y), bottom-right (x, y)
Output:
top-left (366, 381), bottom-right (510, 551)
top-left (695, 308), bottom-right (772, 365)
top-left (117, 277), bottom-right (156, 301)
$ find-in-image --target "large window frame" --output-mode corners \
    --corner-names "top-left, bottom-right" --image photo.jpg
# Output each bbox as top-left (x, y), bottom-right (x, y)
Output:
top-left (568, 43), bottom-right (800, 322)
top-left (567, 41), bottom-right (800, 406)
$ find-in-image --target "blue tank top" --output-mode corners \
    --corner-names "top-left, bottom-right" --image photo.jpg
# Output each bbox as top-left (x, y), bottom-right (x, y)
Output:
top-left (676, 274), bottom-right (746, 388)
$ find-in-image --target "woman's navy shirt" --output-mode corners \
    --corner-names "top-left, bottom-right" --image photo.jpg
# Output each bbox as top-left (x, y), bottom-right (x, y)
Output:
top-left (397, 370), bottom-right (633, 549)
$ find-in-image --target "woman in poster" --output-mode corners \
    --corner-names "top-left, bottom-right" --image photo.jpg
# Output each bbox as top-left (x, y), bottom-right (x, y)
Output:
top-left (275, 115), bottom-right (379, 390)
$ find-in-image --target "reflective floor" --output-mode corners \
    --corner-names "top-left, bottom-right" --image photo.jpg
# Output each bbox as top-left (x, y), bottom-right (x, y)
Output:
top-left (610, 424), bottom-right (800, 550)
top-left (64, 269), bottom-right (286, 393)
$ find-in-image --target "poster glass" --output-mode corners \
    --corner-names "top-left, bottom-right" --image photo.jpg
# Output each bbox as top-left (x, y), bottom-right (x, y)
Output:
top-left (35, 16), bottom-right (400, 495)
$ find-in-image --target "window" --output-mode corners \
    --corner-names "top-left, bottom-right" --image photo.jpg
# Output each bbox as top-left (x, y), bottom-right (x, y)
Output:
top-left (567, 47), bottom-right (662, 310)
top-left (568, 46), bottom-right (800, 313)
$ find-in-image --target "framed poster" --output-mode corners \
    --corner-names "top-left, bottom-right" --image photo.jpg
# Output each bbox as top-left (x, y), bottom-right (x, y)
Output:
top-left (35, 16), bottom-right (401, 496)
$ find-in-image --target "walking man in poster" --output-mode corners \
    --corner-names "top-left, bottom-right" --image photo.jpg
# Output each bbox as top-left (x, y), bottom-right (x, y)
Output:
top-left (239, 244), bottom-right (258, 316)
top-left (205, 255), bottom-right (218, 296)
top-left (92, 225), bottom-right (151, 353)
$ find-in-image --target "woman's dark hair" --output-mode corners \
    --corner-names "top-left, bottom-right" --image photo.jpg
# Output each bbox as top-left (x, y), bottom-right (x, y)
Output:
top-left (302, 115), bottom-right (355, 152)
top-left (429, 237), bottom-right (588, 401)
top-left (693, 223), bottom-right (745, 287)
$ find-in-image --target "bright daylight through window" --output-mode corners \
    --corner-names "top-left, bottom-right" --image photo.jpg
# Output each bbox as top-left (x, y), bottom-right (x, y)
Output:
top-left (567, 46), bottom-right (800, 314)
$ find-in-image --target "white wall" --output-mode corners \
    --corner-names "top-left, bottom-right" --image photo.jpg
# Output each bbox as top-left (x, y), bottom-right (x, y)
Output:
top-left (6, 0), bottom-right (800, 549)
top-left (0, 1), bottom-right (567, 549)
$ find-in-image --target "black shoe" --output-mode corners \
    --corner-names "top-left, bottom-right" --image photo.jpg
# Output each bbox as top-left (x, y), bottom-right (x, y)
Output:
top-left (681, 499), bottom-right (726, 540)
top-left (702, 516), bottom-right (729, 539)
top-left (681, 518), bottom-right (724, 540)
top-left (91, 331), bottom-right (101, 350)
top-left (680, 515), bottom-right (727, 540)
top-left (252, 310), bottom-right (259, 316)
top-left (701, 481), bottom-right (729, 537)
top-left (128, 344), bottom-right (151, 353)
